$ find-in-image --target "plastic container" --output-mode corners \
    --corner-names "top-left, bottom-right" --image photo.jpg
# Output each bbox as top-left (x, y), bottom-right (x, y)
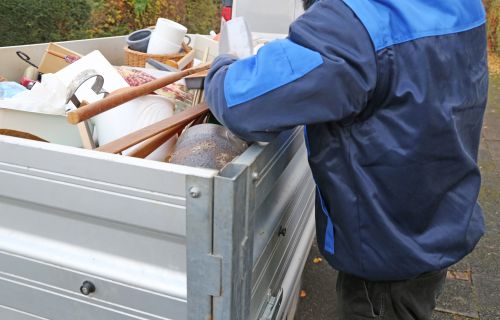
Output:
top-left (0, 108), bottom-right (81, 146)
top-left (126, 29), bottom-right (152, 53)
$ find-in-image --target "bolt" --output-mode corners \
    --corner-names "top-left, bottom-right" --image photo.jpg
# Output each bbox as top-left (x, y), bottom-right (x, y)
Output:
top-left (189, 187), bottom-right (201, 198)
top-left (252, 172), bottom-right (260, 182)
top-left (80, 281), bottom-right (96, 296)
top-left (278, 226), bottom-right (287, 237)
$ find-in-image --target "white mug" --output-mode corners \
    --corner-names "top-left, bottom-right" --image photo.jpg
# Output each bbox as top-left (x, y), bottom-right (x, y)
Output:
top-left (147, 18), bottom-right (188, 55)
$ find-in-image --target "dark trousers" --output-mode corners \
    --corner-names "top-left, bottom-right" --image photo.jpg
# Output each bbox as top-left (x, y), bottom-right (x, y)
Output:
top-left (336, 269), bottom-right (447, 320)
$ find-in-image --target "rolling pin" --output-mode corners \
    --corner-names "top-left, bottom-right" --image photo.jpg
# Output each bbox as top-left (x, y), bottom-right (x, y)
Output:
top-left (67, 63), bottom-right (211, 125)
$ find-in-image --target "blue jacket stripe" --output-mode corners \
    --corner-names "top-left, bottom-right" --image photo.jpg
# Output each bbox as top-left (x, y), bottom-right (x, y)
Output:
top-left (341, 0), bottom-right (486, 51)
top-left (224, 39), bottom-right (323, 107)
top-left (318, 186), bottom-right (335, 254)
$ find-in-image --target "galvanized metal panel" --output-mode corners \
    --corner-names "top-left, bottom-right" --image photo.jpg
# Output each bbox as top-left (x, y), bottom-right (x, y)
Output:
top-left (251, 183), bottom-right (314, 319)
top-left (0, 136), bottom-right (216, 320)
top-left (0, 305), bottom-right (50, 320)
top-left (0, 136), bottom-right (216, 198)
top-left (246, 138), bottom-right (315, 319)
top-left (251, 143), bottom-right (312, 263)
top-left (0, 36), bottom-right (316, 320)
top-left (0, 273), bottom-right (171, 320)
top-left (0, 198), bottom-right (187, 294)
top-left (213, 163), bottom-right (252, 320)
top-left (186, 175), bottom-right (219, 320)
top-left (273, 212), bottom-right (315, 320)
top-left (0, 164), bottom-right (187, 237)
top-left (0, 250), bottom-right (187, 320)
top-left (213, 128), bottom-right (315, 320)
top-left (232, 129), bottom-right (306, 214)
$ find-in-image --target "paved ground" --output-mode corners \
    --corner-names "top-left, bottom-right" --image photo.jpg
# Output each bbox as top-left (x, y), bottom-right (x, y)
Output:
top-left (296, 76), bottom-right (500, 320)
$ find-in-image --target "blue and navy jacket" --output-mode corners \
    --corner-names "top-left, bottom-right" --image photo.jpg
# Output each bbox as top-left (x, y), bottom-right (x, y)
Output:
top-left (205, 0), bottom-right (488, 281)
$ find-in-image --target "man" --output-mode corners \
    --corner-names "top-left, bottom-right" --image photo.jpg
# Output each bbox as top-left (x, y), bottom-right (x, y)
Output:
top-left (205, 0), bottom-right (488, 319)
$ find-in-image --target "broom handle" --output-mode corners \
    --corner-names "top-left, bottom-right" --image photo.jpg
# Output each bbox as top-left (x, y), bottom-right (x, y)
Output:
top-left (67, 63), bottom-right (210, 125)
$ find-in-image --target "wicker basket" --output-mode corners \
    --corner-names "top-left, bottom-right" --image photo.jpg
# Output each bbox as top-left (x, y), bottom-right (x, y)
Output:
top-left (124, 42), bottom-right (194, 69)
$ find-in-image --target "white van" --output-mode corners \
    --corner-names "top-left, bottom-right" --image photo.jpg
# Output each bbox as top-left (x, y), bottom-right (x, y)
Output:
top-left (232, 0), bottom-right (304, 34)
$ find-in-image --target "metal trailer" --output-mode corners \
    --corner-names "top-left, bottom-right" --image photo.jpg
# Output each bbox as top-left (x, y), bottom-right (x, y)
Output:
top-left (0, 33), bottom-right (315, 320)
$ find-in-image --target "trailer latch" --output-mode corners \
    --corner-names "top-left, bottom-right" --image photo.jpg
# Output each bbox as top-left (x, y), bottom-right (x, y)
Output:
top-left (260, 288), bottom-right (283, 320)
top-left (80, 281), bottom-right (96, 296)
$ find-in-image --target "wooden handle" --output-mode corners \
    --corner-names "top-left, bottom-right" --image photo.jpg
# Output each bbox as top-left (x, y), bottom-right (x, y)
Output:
top-left (0, 129), bottom-right (48, 142)
top-left (46, 50), bottom-right (67, 60)
top-left (67, 63), bottom-right (211, 125)
top-left (127, 123), bottom-right (185, 159)
top-left (128, 112), bottom-right (208, 158)
top-left (177, 50), bottom-right (196, 70)
top-left (96, 103), bottom-right (209, 154)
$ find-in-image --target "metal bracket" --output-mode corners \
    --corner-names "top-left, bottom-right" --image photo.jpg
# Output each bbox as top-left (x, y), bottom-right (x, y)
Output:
top-left (66, 69), bottom-right (108, 108)
top-left (65, 69), bottom-right (109, 150)
top-left (203, 254), bottom-right (223, 297)
top-left (260, 288), bottom-right (284, 320)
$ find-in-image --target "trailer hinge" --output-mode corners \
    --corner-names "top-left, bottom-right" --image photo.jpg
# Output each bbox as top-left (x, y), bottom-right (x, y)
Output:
top-left (260, 288), bottom-right (283, 320)
top-left (203, 254), bottom-right (223, 297)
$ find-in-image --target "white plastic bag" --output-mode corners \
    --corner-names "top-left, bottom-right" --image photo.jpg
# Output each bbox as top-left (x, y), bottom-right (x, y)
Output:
top-left (0, 82), bottom-right (26, 99)
top-left (0, 74), bottom-right (69, 115)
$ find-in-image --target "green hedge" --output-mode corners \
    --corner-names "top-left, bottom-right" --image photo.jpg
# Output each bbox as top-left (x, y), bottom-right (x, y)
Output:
top-left (0, 0), bottom-right (91, 46)
top-left (1, 1), bottom-right (499, 52)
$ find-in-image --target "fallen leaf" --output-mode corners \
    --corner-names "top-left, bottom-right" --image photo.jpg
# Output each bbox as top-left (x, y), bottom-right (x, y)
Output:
top-left (446, 270), bottom-right (471, 282)
top-left (313, 257), bottom-right (323, 264)
top-left (299, 290), bottom-right (307, 298)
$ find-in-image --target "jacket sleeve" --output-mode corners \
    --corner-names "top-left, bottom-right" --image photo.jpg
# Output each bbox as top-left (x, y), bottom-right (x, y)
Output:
top-left (204, 0), bottom-right (377, 142)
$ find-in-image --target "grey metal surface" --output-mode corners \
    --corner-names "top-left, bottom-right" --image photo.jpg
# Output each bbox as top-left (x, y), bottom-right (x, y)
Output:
top-left (212, 128), bottom-right (315, 320)
top-left (0, 127), bottom-right (314, 320)
top-left (249, 139), bottom-right (315, 320)
top-left (0, 136), bottom-right (217, 320)
top-left (0, 35), bottom-right (315, 319)
top-left (0, 305), bottom-right (50, 320)
top-left (186, 174), bottom-right (219, 320)
top-left (213, 162), bottom-right (252, 320)
top-left (274, 210), bottom-right (315, 320)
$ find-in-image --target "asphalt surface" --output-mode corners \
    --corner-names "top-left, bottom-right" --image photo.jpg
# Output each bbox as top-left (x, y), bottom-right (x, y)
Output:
top-left (295, 75), bottom-right (500, 320)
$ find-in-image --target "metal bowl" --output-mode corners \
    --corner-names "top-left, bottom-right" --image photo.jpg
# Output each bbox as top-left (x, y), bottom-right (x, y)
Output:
top-left (169, 124), bottom-right (247, 170)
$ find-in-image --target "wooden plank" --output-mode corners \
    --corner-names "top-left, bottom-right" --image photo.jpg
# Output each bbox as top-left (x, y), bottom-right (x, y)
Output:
top-left (96, 104), bottom-right (209, 154)
top-left (127, 124), bottom-right (184, 159)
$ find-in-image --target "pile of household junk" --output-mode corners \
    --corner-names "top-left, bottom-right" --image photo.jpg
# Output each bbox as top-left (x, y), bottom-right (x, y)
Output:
top-left (0, 17), bottom-right (258, 170)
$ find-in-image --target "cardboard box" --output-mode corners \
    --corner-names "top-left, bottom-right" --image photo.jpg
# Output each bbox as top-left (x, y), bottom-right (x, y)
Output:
top-left (38, 43), bottom-right (83, 74)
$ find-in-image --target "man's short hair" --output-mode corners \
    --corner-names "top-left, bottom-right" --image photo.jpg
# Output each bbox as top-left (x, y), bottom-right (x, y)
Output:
top-left (303, 0), bottom-right (316, 10)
